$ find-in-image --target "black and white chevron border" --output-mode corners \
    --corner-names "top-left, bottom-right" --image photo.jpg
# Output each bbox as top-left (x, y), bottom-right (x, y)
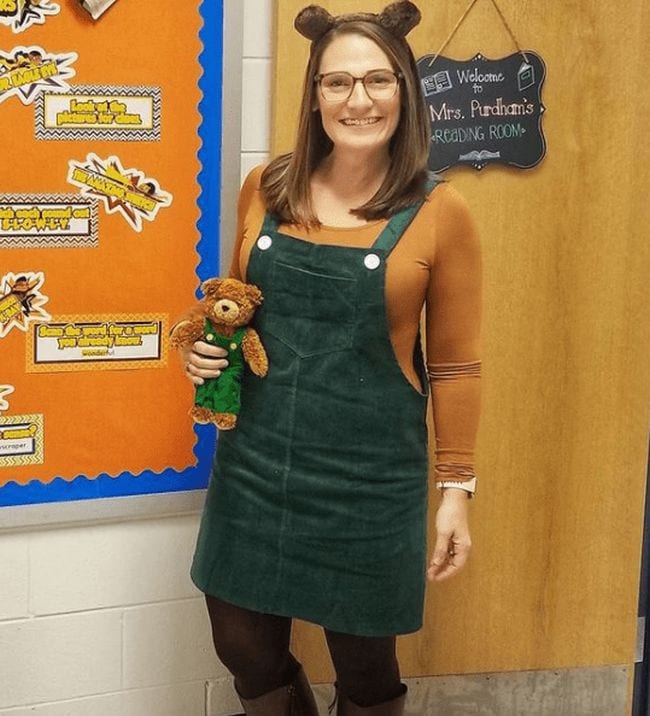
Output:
top-left (0, 193), bottom-right (99, 248)
top-left (35, 85), bottom-right (161, 142)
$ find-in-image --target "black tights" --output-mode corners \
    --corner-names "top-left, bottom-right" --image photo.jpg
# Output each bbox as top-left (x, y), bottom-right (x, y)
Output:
top-left (205, 594), bottom-right (402, 707)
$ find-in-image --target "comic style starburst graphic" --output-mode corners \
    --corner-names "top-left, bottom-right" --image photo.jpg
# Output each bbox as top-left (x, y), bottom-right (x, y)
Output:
top-left (0, 271), bottom-right (50, 338)
top-left (0, 385), bottom-right (15, 412)
top-left (2, 0), bottom-right (61, 33)
top-left (0, 46), bottom-right (77, 106)
top-left (67, 153), bottom-right (173, 232)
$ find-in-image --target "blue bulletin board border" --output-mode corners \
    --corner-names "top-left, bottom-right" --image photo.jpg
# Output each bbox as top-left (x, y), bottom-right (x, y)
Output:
top-left (0, 0), bottom-right (223, 508)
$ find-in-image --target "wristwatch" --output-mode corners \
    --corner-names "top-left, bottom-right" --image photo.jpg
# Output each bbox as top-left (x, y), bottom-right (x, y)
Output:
top-left (436, 477), bottom-right (476, 497)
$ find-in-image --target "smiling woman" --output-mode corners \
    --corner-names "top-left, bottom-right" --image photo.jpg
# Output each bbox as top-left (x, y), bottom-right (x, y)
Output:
top-left (183, 3), bottom-right (482, 715)
top-left (261, 8), bottom-right (430, 227)
top-left (314, 34), bottom-right (402, 175)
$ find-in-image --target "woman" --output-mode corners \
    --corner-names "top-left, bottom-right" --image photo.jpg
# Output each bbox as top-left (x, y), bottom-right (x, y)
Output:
top-left (184, 3), bottom-right (481, 714)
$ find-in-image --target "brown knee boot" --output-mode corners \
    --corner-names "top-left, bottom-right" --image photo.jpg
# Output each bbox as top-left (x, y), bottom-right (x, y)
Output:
top-left (334, 684), bottom-right (407, 716)
top-left (236, 664), bottom-right (319, 715)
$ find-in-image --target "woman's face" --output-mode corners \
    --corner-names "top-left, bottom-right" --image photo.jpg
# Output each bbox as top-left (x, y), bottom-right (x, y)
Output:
top-left (316, 33), bottom-right (401, 157)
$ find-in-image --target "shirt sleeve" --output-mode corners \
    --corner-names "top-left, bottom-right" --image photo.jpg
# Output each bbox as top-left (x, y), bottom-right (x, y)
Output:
top-left (227, 165), bottom-right (265, 280)
top-left (425, 185), bottom-right (482, 485)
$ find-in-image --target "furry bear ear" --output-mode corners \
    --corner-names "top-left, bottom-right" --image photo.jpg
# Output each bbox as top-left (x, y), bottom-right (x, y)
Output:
top-left (295, 4), bottom-right (335, 42)
top-left (245, 283), bottom-right (264, 306)
top-left (378, 1), bottom-right (421, 37)
top-left (201, 278), bottom-right (223, 297)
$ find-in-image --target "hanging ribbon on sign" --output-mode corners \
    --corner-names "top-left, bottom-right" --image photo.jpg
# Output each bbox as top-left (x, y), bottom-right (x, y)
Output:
top-left (417, 0), bottom-right (547, 172)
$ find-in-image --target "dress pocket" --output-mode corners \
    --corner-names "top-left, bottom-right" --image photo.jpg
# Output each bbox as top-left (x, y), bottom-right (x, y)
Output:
top-left (266, 260), bottom-right (358, 358)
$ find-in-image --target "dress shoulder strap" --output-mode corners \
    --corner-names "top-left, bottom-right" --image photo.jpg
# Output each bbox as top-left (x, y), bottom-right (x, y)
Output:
top-left (371, 174), bottom-right (444, 255)
top-left (260, 212), bottom-right (280, 235)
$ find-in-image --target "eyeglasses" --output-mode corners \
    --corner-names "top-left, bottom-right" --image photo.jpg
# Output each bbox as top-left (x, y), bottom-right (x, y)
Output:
top-left (314, 69), bottom-right (402, 102)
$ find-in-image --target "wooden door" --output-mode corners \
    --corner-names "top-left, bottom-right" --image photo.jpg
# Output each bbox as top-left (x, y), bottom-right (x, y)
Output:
top-left (271, 0), bottom-right (650, 682)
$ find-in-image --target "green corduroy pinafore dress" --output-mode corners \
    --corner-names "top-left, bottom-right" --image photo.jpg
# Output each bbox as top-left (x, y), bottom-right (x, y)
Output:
top-left (191, 184), bottom-right (438, 636)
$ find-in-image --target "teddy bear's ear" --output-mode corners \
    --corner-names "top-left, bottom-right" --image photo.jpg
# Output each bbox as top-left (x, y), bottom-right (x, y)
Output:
top-left (200, 278), bottom-right (223, 297)
top-left (295, 5), bottom-right (335, 42)
top-left (245, 283), bottom-right (264, 306)
top-left (378, 1), bottom-right (421, 38)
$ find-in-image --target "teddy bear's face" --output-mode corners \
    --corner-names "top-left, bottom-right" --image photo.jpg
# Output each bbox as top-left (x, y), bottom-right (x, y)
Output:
top-left (201, 278), bottom-right (262, 328)
top-left (210, 296), bottom-right (248, 326)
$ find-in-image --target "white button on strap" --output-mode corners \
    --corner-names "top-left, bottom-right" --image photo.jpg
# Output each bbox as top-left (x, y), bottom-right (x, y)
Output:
top-left (364, 253), bottom-right (381, 270)
top-left (257, 235), bottom-right (273, 250)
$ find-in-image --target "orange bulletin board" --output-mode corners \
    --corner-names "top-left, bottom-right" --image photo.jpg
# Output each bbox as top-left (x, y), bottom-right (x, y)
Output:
top-left (0, 1), bottom-right (224, 506)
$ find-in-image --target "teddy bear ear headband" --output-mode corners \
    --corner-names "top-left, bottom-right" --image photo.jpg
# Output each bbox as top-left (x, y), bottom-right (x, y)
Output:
top-left (294, 1), bottom-right (421, 43)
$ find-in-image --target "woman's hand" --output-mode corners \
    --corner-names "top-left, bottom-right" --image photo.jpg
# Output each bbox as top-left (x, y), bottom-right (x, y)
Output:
top-left (181, 340), bottom-right (229, 386)
top-left (427, 489), bottom-right (472, 582)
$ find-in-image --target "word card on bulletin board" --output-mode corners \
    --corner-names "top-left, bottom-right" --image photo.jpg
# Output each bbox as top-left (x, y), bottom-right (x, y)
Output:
top-left (0, 0), bottom-right (223, 508)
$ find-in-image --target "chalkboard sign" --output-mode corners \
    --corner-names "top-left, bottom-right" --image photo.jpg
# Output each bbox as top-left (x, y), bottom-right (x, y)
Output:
top-left (417, 51), bottom-right (546, 172)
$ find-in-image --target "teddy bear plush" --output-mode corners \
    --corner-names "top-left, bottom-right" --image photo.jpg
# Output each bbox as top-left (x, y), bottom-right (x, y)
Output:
top-left (170, 277), bottom-right (268, 430)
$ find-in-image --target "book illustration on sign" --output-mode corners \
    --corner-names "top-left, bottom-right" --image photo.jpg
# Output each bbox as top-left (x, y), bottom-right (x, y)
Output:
top-left (421, 70), bottom-right (453, 96)
top-left (517, 62), bottom-right (535, 91)
top-left (417, 51), bottom-right (546, 172)
top-left (459, 149), bottom-right (500, 162)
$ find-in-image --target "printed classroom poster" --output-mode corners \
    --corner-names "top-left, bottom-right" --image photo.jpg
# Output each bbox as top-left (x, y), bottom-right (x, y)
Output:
top-left (0, 2), bottom-right (211, 499)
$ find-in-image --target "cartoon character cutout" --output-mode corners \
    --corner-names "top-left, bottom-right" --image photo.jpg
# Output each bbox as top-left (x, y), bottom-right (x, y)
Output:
top-left (0, 46), bottom-right (76, 106)
top-left (0, 271), bottom-right (50, 337)
top-left (0, 1), bottom-right (60, 34)
top-left (68, 154), bottom-right (172, 232)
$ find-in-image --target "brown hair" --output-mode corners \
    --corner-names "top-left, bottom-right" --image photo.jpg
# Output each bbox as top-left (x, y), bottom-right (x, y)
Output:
top-left (260, 20), bottom-right (430, 227)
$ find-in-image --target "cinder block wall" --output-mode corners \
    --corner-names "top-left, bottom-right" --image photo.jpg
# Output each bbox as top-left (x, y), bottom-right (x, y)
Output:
top-left (0, 2), bottom-right (273, 714)
top-left (241, 0), bottom-right (272, 182)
